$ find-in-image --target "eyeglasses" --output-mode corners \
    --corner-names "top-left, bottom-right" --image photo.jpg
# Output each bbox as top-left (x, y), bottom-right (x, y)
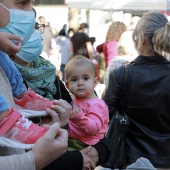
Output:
top-left (35, 23), bottom-right (45, 34)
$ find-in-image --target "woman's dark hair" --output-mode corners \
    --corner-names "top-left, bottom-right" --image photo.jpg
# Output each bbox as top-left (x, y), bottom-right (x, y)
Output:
top-left (68, 28), bottom-right (75, 34)
top-left (58, 29), bottom-right (66, 36)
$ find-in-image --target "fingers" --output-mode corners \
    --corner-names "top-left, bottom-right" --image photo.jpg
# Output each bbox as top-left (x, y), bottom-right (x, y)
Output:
top-left (50, 99), bottom-right (71, 127)
top-left (90, 160), bottom-right (96, 170)
top-left (70, 110), bottom-right (78, 118)
top-left (10, 42), bottom-right (22, 53)
top-left (51, 102), bottom-right (71, 119)
top-left (8, 33), bottom-right (23, 41)
top-left (42, 124), bottom-right (50, 129)
top-left (56, 129), bottom-right (68, 143)
top-left (80, 146), bottom-right (92, 154)
top-left (82, 153), bottom-right (96, 170)
top-left (46, 108), bottom-right (62, 126)
top-left (46, 108), bottom-right (60, 123)
top-left (15, 40), bottom-right (22, 48)
top-left (43, 122), bottom-right (60, 139)
top-left (53, 99), bottom-right (72, 110)
top-left (51, 104), bottom-right (64, 115)
top-left (7, 33), bottom-right (23, 53)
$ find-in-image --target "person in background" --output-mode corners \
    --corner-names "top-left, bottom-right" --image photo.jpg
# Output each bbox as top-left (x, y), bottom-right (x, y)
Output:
top-left (90, 36), bottom-right (99, 80)
top-left (56, 28), bottom-right (71, 81)
top-left (67, 28), bottom-right (75, 40)
top-left (49, 27), bottom-right (62, 71)
top-left (38, 16), bottom-right (53, 58)
top-left (71, 32), bottom-right (93, 60)
top-left (104, 30), bottom-right (137, 86)
top-left (79, 23), bottom-right (89, 35)
top-left (128, 16), bottom-right (141, 30)
top-left (103, 11), bottom-right (170, 168)
top-left (96, 22), bottom-right (126, 67)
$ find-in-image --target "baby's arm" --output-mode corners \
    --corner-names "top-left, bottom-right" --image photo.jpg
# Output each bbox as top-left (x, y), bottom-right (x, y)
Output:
top-left (69, 103), bottom-right (107, 136)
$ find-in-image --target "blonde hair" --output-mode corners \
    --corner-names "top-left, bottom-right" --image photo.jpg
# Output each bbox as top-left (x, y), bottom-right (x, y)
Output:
top-left (132, 11), bottom-right (170, 56)
top-left (118, 30), bottom-right (137, 56)
top-left (105, 22), bottom-right (126, 42)
top-left (65, 55), bottom-right (96, 81)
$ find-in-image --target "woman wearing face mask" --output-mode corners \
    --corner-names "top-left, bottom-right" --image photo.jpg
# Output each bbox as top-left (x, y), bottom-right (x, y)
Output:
top-left (10, 26), bottom-right (72, 102)
top-left (0, 2), bottom-right (110, 170)
top-left (0, 2), bottom-right (35, 45)
top-left (103, 11), bottom-right (170, 168)
top-left (0, 1), bottom-right (69, 170)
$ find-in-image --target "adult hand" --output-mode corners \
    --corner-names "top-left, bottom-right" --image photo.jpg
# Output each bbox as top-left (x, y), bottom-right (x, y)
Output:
top-left (32, 123), bottom-right (68, 170)
top-left (81, 153), bottom-right (96, 170)
top-left (49, 99), bottom-right (72, 127)
top-left (81, 146), bottom-right (99, 165)
top-left (0, 32), bottom-right (23, 55)
top-left (80, 146), bottom-right (96, 170)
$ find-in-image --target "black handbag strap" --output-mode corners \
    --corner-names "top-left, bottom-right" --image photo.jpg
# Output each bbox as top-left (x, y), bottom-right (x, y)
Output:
top-left (117, 63), bottom-right (133, 113)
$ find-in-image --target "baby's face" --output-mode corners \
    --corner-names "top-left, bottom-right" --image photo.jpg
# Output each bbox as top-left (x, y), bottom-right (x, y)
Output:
top-left (66, 65), bottom-right (98, 99)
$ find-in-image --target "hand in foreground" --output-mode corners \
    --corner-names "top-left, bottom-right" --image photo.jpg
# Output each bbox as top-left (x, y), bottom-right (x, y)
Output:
top-left (32, 123), bottom-right (68, 170)
top-left (0, 32), bottom-right (23, 55)
top-left (80, 146), bottom-right (96, 170)
top-left (81, 146), bottom-right (99, 165)
top-left (49, 99), bottom-right (72, 127)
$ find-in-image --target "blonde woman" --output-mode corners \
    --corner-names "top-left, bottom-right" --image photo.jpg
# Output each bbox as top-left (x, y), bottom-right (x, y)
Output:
top-left (103, 11), bottom-right (170, 168)
top-left (96, 22), bottom-right (126, 67)
top-left (104, 30), bottom-right (137, 86)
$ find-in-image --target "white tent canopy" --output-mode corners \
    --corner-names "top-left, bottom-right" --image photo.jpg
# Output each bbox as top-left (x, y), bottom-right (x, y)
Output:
top-left (67, 0), bottom-right (170, 11)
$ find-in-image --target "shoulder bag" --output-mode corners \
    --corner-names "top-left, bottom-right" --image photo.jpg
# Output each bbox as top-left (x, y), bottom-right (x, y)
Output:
top-left (102, 63), bottom-right (133, 169)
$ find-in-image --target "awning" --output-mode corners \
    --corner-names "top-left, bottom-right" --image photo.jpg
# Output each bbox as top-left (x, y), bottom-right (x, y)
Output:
top-left (67, 0), bottom-right (170, 11)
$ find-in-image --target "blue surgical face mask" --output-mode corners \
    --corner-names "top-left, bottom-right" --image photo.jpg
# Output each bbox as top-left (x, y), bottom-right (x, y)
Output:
top-left (17, 30), bottom-right (43, 63)
top-left (0, 3), bottom-right (35, 46)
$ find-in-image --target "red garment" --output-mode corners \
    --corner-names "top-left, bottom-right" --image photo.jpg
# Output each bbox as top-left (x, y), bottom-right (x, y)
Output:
top-left (96, 43), bottom-right (104, 54)
top-left (96, 41), bottom-right (118, 67)
top-left (103, 40), bottom-right (118, 67)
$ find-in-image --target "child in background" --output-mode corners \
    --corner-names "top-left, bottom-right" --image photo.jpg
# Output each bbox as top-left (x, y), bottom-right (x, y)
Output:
top-left (65, 55), bottom-right (109, 150)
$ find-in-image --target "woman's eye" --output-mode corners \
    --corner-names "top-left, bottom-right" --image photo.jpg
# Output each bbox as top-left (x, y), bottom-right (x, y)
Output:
top-left (17, 1), bottom-right (27, 5)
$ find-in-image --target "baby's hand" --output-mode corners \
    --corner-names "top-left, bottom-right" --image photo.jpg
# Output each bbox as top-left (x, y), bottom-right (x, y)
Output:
top-left (70, 107), bottom-right (79, 118)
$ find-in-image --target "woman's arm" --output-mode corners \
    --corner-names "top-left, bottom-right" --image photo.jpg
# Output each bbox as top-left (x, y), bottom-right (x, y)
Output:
top-left (0, 151), bottom-right (35, 170)
top-left (0, 123), bottom-right (68, 170)
top-left (43, 138), bottom-right (109, 170)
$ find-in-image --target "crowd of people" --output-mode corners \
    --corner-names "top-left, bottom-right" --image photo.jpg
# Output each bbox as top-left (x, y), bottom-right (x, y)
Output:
top-left (0, 0), bottom-right (170, 170)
